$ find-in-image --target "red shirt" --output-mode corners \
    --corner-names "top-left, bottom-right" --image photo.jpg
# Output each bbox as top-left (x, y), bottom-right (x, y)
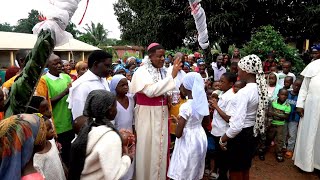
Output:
top-left (263, 61), bottom-right (277, 73)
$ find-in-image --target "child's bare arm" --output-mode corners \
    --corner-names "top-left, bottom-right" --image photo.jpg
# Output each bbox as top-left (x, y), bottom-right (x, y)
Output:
top-left (175, 116), bottom-right (186, 138)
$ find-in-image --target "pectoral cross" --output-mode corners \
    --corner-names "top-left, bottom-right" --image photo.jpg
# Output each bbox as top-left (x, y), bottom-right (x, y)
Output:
top-left (160, 98), bottom-right (165, 106)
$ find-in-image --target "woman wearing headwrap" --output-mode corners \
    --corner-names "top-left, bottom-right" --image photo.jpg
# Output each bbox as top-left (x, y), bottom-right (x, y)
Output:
top-left (183, 62), bottom-right (191, 73)
top-left (267, 72), bottom-right (281, 101)
top-left (126, 57), bottom-right (137, 72)
top-left (197, 59), bottom-right (209, 82)
top-left (110, 75), bottom-right (135, 180)
top-left (219, 55), bottom-right (268, 180)
top-left (113, 64), bottom-right (127, 77)
top-left (168, 72), bottom-right (209, 180)
top-left (0, 113), bottom-right (47, 180)
top-left (257, 71), bottom-right (281, 161)
top-left (62, 60), bottom-right (77, 81)
top-left (130, 43), bottom-right (181, 180)
top-left (68, 90), bottom-right (135, 180)
top-left (293, 44), bottom-right (320, 172)
top-left (163, 58), bottom-right (171, 72)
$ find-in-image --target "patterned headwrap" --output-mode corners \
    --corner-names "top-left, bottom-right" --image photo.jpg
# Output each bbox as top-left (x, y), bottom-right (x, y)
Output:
top-left (0, 114), bottom-right (46, 179)
top-left (126, 57), bottom-right (136, 65)
top-left (184, 62), bottom-right (191, 69)
top-left (197, 59), bottom-right (205, 65)
top-left (113, 64), bottom-right (126, 74)
top-left (238, 54), bottom-right (268, 137)
top-left (136, 58), bottom-right (142, 65)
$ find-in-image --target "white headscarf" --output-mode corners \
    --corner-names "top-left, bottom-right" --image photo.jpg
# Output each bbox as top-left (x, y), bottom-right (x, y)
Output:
top-left (127, 56), bottom-right (136, 64)
top-left (109, 74), bottom-right (126, 94)
top-left (182, 72), bottom-right (209, 119)
top-left (61, 60), bottom-right (69, 65)
top-left (238, 54), bottom-right (268, 137)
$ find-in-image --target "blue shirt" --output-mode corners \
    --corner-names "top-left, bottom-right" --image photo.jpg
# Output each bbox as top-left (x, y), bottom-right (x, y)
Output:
top-left (287, 91), bottom-right (300, 122)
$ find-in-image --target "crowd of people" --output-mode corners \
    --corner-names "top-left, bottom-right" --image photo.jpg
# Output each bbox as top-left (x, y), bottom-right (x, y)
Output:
top-left (0, 36), bottom-right (319, 180)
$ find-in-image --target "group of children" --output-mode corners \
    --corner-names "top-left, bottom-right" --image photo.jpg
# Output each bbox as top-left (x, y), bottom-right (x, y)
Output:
top-left (195, 57), bottom-right (303, 179)
top-left (0, 46), bottom-right (305, 180)
top-left (260, 61), bottom-right (302, 162)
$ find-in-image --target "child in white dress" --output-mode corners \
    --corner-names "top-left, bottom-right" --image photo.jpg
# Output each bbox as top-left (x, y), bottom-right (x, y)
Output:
top-left (168, 72), bottom-right (209, 180)
top-left (110, 74), bottom-right (135, 180)
top-left (26, 96), bottom-right (66, 180)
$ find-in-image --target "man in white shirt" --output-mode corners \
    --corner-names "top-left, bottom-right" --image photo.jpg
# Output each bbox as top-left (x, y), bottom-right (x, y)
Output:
top-left (211, 55), bottom-right (226, 81)
top-left (278, 61), bottom-right (296, 87)
top-left (67, 50), bottom-right (112, 121)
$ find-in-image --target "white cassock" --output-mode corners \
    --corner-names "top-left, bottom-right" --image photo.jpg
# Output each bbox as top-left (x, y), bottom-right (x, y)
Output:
top-left (130, 64), bottom-right (176, 180)
top-left (294, 59), bottom-right (320, 172)
top-left (67, 70), bottom-right (110, 120)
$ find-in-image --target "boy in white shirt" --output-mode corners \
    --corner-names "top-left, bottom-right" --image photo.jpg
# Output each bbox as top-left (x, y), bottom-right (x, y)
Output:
top-left (278, 61), bottom-right (296, 87)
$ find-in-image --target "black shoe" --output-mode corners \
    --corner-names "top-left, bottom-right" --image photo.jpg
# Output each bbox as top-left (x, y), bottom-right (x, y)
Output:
top-left (259, 154), bottom-right (265, 161)
top-left (276, 153), bottom-right (284, 162)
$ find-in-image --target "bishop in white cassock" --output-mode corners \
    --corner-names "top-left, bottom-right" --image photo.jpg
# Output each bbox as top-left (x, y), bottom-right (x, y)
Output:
top-left (130, 43), bottom-right (181, 180)
top-left (294, 46), bottom-right (320, 172)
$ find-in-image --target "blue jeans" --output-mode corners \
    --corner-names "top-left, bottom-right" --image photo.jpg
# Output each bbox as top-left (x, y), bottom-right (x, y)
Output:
top-left (283, 121), bottom-right (298, 151)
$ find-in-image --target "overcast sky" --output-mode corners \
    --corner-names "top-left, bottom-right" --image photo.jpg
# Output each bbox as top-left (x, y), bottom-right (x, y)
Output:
top-left (0, 0), bottom-right (121, 39)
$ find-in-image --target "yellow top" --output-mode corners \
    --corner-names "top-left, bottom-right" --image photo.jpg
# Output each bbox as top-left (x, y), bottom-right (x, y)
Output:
top-left (70, 69), bottom-right (77, 76)
top-left (2, 75), bottom-right (18, 89)
top-left (169, 99), bottom-right (187, 135)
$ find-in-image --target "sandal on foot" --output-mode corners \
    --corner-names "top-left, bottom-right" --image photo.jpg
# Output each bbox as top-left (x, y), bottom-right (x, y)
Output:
top-left (259, 154), bottom-right (265, 161)
top-left (209, 172), bottom-right (219, 180)
top-left (285, 151), bottom-right (293, 159)
top-left (204, 169), bottom-right (210, 176)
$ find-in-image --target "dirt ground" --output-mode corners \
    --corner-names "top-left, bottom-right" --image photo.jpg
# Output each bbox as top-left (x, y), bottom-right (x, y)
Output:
top-left (203, 147), bottom-right (319, 180)
top-left (250, 149), bottom-right (319, 180)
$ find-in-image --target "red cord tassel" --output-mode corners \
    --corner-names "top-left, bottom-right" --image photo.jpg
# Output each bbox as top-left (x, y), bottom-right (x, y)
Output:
top-left (78, 0), bottom-right (90, 25)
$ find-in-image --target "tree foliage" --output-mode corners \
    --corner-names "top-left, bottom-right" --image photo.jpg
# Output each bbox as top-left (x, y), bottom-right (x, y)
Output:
top-left (242, 25), bottom-right (305, 73)
top-left (114, 0), bottom-right (189, 49)
top-left (114, 0), bottom-right (320, 51)
top-left (0, 23), bottom-right (15, 32)
top-left (78, 22), bottom-right (109, 46)
top-left (14, 9), bottom-right (40, 33)
top-left (66, 22), bottom-right (81, 38)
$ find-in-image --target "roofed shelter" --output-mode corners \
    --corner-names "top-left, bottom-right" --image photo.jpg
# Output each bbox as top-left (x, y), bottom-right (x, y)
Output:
top-left (0, 31), bottom-right (100, 68)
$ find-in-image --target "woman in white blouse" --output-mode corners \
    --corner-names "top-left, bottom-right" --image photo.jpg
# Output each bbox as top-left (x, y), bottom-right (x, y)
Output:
top-left (219, 55), bottom-right (268, 180)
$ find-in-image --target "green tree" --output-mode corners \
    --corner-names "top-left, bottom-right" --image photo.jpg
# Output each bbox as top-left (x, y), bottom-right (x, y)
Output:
top-left (114, 0), bottom-right (188, 49)
top-left (14, 9), bottom-right (40, 33)
top-left (242, 25), bottom-right (304, 73)
top-left (0, 23), bottom-right (15, 32)
top-left (114, 0), bottom-right (320, 51)
top-left (66, 22), bottom-right (81, 38)
top-left (78, 22), bottom-right (109, 46)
